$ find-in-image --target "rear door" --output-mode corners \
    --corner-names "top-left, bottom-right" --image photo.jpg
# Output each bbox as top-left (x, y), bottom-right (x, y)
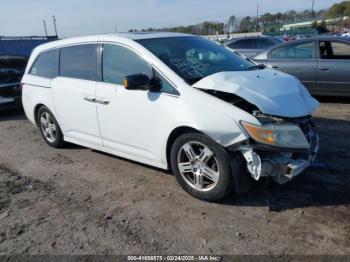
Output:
top-left (317, 40), bottom-right (350, 96)
top-left (266, 41), bottom-right (318, 93)
top-left (51, 44), bottom-right (102, 148)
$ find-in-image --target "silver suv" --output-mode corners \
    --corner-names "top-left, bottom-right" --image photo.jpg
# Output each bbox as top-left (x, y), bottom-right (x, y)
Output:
top-left (224, 36), bottom-right (283, 58)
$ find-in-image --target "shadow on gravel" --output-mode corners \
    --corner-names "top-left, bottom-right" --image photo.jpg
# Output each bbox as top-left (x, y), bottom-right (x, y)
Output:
top-left (0, 108), bottom-right (26, 121)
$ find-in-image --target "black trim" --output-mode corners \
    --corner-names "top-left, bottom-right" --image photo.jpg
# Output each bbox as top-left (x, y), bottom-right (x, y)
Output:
top-left (251, 141), bottom-right (310, 154)
top-left (58, 48), bottom-right (61, 76)
top-left (96, 44), bottom-right (103, 82)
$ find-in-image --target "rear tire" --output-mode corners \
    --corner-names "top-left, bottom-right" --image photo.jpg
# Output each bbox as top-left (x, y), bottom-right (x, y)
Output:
top-left (37, 106), bottom-right (65, 148)
top-left (170, 132), bottom-right (236, 201)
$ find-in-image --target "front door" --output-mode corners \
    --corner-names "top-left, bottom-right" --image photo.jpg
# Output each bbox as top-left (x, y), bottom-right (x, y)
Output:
top-left (317, 40), bottom-right (350, 96)
top-left (95, 43), bottom-right (179, 165)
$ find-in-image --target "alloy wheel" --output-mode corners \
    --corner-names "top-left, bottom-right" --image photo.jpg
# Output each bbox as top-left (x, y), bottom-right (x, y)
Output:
top-left (40, 112), bottom-right (57, 143)
top-left (177, 141), bottom-right (220, 192)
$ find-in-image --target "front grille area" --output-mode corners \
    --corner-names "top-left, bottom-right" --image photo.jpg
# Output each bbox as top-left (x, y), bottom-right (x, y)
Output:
top-left (0, 83), bottom-right (21, 97)
top-left (285, 116), bottom-right (313, 143)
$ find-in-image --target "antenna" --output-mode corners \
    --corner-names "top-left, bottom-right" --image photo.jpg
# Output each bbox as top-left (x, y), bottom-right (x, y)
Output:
top-left (312, 0), bottom-right (315, 17)
top-left (114, 25), bottom-right (118, 33)
top-left (256, 3), bottom-right (259, 32)
top-left (52, 15), bottom-right (58, 37)
top-left (43, 19), bottom-right (48, 37)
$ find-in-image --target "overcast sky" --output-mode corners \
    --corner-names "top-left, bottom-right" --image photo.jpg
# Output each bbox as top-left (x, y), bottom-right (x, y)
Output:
top-left (0, 0), bottom-right (345, 37)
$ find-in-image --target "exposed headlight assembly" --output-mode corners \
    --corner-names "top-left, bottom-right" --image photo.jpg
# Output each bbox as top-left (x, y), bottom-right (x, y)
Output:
top-left (240, 121), bottom-right (310, 149)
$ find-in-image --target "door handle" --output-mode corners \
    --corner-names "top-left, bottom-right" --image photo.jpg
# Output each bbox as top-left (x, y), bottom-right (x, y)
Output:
top-left (96, 98), bottom-right (110, 105)
top-left (83, 96), bottom-right (96, 103)
top-left (319, 66), bottom-right (329, 71)
top-left (271, 65), bottom-right (279, 69)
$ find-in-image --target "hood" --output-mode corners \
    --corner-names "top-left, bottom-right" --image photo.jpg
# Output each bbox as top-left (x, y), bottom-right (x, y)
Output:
top-left (192, 69), bottom-right (319, 118)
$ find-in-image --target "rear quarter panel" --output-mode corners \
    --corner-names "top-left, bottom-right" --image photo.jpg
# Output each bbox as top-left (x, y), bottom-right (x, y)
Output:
top-left (22, 74), bottom-right (55, 126)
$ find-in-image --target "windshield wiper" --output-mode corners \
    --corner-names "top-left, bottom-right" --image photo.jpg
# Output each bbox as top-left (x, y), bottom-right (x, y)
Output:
top-left (247, 64), bottom-right (266, 70)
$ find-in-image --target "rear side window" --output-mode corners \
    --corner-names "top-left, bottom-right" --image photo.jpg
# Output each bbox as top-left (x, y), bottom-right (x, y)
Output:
top-left (30, 49), bottom-right (59, 78)
top-left (60, 44), bottom-right (97, 81)
top-left (102, 44), bottom-right (152, 85)
top-left (332, 42), bottom-right (350, 57)
top-left (257, 38), bottom-right (279, 49)
top-left (228, 39), bottom-right (254, 49)
top-left (320, 41), bottom-right (350, 59)
top-left (270, 42), bottom-right (315, 60)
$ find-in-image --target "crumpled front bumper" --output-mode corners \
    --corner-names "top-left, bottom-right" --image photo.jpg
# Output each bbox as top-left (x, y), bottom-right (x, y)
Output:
top-left (237, 126), bottom-right (319, 184)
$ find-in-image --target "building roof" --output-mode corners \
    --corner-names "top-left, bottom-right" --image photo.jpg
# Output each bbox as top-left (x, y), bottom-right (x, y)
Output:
top-left (0, 37), bottom-right (57, 57)
top-left (280, 16), bottom-right (350, 31)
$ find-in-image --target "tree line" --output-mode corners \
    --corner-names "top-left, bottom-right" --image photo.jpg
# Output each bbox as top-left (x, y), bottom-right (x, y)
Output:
top-left (128, 1), bottom-right (350, 35)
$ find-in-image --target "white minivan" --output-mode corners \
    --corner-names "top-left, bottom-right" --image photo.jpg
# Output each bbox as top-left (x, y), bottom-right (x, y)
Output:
top-left (22, 32), bottom-right (319, 201)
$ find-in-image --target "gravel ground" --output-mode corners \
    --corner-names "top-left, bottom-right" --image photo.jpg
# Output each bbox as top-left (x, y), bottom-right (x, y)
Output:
top-left (0, 98), bottom-right (349, 255)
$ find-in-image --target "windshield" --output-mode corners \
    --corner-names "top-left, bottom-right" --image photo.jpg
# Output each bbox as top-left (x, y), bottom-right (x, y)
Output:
top-left (137, 36), bottom-right (256, 84)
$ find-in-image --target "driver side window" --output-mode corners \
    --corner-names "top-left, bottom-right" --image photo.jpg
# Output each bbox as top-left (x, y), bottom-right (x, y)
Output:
top-left (103, 44), bottom-right (153, 85)
top-left (270, 42), bottom-right (315, 60)
top-left (102, 44), bottom-right (177, 95)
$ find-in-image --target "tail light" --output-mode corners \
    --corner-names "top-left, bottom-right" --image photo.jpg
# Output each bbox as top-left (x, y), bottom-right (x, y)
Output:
top-left (19, 82), bottom-right (24, 92)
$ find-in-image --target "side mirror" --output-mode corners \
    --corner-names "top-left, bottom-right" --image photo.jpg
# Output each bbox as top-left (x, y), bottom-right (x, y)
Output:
top-left (123, 74), bottom-right (150, 90)
top-left (123, 73), bottom-right (162, 92)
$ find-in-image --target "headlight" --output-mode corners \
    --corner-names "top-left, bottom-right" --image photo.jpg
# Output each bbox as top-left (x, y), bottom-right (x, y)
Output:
top-left (241, 121), bottom-right (310, 149)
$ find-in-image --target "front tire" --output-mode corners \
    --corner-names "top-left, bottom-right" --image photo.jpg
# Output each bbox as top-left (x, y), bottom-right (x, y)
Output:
top-left (170, 133), bottom-right (235, 201)
top-left (37, 106), bottom-right (65, 148)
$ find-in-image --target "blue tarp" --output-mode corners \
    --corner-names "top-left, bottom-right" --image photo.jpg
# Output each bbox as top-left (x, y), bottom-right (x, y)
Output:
top-left (0, 39), bottom-right (52, 57)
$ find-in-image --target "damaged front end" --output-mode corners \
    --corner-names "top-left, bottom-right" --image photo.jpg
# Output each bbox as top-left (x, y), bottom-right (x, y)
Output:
top-left (232, 114), bottom-right (319, 184)
top-left (193, 70), bottom-right (320, 184)
top-left (199, 89), bottom-right (319, 184)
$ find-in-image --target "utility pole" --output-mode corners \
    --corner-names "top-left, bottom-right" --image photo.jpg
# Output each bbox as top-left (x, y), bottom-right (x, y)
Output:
top-left (43, 19), bottom-right (48, 37)
top-left (256, 3), bottom-right (259, 32)
top-left (52, 15), bottom-right (58, 37)
top-left (312, 0), bottom-right (315, 18)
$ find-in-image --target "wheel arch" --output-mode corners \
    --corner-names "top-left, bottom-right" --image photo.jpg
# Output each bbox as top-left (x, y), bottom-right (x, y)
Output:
top-left (34, 103), bottom-right (46, 127)
top-left (33, 103), bottom-right (57, 127)
top-left (165, 126), bottom-right (201, 170)
top-left (165, 125), bottom-right (252, 196)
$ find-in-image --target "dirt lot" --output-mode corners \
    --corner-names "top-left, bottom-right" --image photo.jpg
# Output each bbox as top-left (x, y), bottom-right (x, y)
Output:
top-left (0, 98), bottom-right (349, 255)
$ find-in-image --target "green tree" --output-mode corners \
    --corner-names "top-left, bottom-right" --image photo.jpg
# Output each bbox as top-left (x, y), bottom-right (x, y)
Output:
top-left (228, 15), bottom-right (236, 32)
top-left (240, 16), bottom-right (252, 32)
top-left (326, 1), bottom-right (350, 18)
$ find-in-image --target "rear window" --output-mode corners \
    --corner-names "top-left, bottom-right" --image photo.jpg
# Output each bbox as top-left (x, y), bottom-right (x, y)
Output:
top-left (30, 49), bottom-right (59, 79)
top-left (60, 44), bottom-right (97, 81)
top-left (257, 38), bottom-right (280, 49)
top-left (228, 39), bottom-right (255, 49)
